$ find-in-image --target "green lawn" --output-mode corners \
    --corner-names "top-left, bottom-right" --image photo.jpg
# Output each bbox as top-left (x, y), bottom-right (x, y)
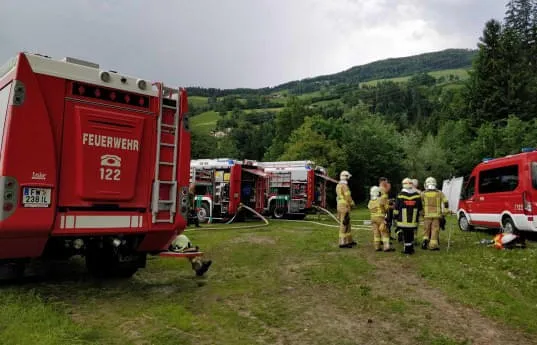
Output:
top-left (188, 96), bottom-right (209, 108)
top-left (1, 210), bottom-right (536, 345)
top-left (189, 111), bottom-right (219, 134)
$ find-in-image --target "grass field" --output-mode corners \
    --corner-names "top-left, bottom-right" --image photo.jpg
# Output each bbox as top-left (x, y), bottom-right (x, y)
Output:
top-left (2, 210), bottom-right (537, 345)
top-left (360, 68), bottom-right (470, 87)
top-left (189, 111), bottom-right (219, 134)
top-left (189, 96), bottom-right (209, 108)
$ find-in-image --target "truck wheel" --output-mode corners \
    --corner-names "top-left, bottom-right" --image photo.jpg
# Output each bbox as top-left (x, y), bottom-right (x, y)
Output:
top-left (458, 214), bottom-right (473, 232)
top-left (501, 217), bottom-right (517, 234)
top-left (85, 249), bottom-right (142, 279)
top-left (272, 207), bottom-right (286, 219)
top-left (197, 202), bottom-right (210, 223)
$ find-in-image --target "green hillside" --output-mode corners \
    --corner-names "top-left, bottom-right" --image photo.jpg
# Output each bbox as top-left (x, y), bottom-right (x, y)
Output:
top-left (189, 66), bottom-right (470, 135)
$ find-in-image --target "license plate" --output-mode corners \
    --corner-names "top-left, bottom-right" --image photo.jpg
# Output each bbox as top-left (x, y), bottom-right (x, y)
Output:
top-left (22, 187), bottom-right (51, 208)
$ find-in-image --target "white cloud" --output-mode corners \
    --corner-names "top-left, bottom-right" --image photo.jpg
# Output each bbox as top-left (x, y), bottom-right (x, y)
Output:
top-left (0, 0), bottom-right (505, 88)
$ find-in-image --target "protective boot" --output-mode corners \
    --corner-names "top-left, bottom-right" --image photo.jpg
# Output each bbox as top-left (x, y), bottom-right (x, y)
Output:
top-left (195, 260), bottom-right (212, 276)
top-left (421, 239), bottom-right (429, 250)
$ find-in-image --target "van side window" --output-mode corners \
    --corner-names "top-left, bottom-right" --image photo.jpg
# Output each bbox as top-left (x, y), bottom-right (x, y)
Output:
top-left (461, 176), bottom-right (475, 200)
top-left (532, 162), bottom-right (537, 189)
top-left (478, 165), bottom-right (519, 194)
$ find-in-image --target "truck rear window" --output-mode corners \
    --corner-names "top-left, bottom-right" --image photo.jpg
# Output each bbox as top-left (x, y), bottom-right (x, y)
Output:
top-left (478, 165), bottom-right (519, 194)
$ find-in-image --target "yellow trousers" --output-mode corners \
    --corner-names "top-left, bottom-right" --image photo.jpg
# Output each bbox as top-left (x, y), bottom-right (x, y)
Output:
top-left (337, 204), bottom-right (353, 245)
top-left (423, 218), bottom-right (440, 249)
top-left (371, 216), bottom-right (390, 251)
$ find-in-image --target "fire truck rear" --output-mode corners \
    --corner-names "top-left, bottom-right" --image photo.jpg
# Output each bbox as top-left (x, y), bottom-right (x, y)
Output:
top-left (257, 161), bottom-right (337, 219)
top-left (189, 158), bottom-right (267, 222)
top-left (0, 53), bottom-right (192, 277)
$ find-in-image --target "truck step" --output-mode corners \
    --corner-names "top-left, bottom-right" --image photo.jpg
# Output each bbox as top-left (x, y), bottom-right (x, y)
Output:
top-left (159, 251), bottom-right (204, 259)
top-left (160, 143), bottom-right (175, 148)
top-left (162, 124), bottom-right (176, 130)
top-left (159, 161), bottom-right (174, 166)
top-left (159, 180), bottom-right (176, 184)
top-left (162, 105), bottom-right (176, 110)
top-left (154, 219), bottom-right (173, 223)
top-left (158, 200), bottom-right (173, 204)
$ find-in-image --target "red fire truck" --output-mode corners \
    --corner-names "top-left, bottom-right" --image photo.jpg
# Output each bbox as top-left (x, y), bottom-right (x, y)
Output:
top-left (189, 158), bottom-right (267, 222)
top-left (256, 161), bottom-right (337, 219)
top-left (0, 52), bottom-right (194, 277)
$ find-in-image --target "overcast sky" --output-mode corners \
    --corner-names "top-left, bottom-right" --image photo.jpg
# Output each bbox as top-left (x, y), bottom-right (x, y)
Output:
top-left (0, 0), bottom-right (506, 89)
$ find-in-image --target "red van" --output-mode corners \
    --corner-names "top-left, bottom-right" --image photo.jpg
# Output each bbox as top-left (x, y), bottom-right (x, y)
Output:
top-left (457, 148), bottom-right (537, 233)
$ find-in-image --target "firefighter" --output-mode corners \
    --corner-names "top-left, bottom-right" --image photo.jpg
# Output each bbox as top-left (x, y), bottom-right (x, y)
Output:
top-left (393, 178), bottom-right (423, 254)
top-left (336, 170), bottom-right (356, 248)
top-left (169, 234), bottom-right (213, 276)
top-left (379, 177), bottom-right (395, 241)
top-left (368, 186), bottom-right (394, 252)
top-left (411, 178), bottom-right (420, 193)
top-left (188, 183), bottom-right (200, 228)
top-left (421, 177), bottom-right (449, 250)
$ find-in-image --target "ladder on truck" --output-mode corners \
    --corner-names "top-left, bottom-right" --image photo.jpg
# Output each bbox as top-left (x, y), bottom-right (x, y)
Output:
top-left (151, 83), bottom-right (181, 223)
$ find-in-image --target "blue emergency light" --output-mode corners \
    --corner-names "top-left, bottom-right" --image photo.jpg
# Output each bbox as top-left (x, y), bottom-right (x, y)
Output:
top-left (482, 157), bottom-right (493, 163)
top-left (521, 147), bottom-right (535, 153)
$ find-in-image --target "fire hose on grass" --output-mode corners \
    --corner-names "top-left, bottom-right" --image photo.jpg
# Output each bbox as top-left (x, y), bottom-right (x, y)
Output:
top-left (185, 203), bottom-right (269, 232)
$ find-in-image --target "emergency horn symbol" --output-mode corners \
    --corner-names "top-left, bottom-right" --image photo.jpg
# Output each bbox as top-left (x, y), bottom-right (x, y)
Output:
top-left (100, 154), bottom-right (122, 168)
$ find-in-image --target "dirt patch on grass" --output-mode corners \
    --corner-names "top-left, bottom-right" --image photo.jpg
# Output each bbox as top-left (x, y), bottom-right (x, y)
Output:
top-left (364, 251), bottom-right (537, 345)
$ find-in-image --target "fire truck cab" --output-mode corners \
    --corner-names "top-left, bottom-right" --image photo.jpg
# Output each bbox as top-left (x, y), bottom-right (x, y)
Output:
top-left (0, 52), bottom-right (192, 277)
top-left (190, 158), bottom-right (267, 223)
top-left (458, 148), bottom-right (537, 233)
top-left (256, 160), bottom-right (336, 219)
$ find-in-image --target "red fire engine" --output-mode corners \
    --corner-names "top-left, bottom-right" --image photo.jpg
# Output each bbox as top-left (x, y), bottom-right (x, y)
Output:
top-left (0, 52), bottom-right (194, 277)
top-left (256, 161), bottom-right (337, 219)
top-left (189, 158), bottom-right (267, 223)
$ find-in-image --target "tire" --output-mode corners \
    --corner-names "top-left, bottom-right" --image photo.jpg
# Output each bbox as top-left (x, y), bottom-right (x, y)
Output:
top-left (85, 249), bottom-right (143, 279)
top-left (501, 217), bottom-right (517, 234)
top-left (272, 206), bottom-right (286, 219)
top-left (458, 214), bottom-right (473, 232)
top-left (197, 202), bottom-right (210, 223)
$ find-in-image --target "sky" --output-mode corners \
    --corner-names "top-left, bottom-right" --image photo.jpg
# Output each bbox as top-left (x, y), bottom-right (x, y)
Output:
top-left (0, 0), bottom-right (506, 89)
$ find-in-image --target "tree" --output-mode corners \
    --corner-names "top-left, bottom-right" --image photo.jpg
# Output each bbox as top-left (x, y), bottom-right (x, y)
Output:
top-left (280, 117), bottom-right (346, 177)
top-left (265, 96), bottom-right (316, 160)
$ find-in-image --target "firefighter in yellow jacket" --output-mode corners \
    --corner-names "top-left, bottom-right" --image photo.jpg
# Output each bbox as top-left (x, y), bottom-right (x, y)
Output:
top-left (336, 170), bottom-right (356, 248)
top-left (421, 177), bottom-right (449, 250)
top-left (368, 186), bottom-right (394, 252)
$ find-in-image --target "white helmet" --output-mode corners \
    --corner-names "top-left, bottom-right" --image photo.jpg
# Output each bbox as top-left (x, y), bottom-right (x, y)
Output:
top-left (425, 177), bottom-right (437, 190)
top-left (370, 186), bottom-right (381, 200)
top-left (402, 177), bottom-right (413, 190)
top-left (170, 234), bottom-right (191, 252)
top-left (340, 170), bottom-right (352, 181)
top-left (411, 179), bottom-right (419, 189)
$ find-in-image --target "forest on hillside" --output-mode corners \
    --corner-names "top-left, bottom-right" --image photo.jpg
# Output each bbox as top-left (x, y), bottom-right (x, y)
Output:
top-left (191, 0), bottom-right (537, 201)
top-left (186, 48), bottom-right (475, 98)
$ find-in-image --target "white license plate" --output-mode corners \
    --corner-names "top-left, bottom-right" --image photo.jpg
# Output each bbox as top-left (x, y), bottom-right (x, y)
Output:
top-left (22, 187), bottom-right (51, 207)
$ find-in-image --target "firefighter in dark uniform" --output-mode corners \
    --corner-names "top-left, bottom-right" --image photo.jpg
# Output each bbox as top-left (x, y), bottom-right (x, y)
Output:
top-left (393, 178), bottom-right (423, 254)
top-left (188, 183), bottom-right (200, 228)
